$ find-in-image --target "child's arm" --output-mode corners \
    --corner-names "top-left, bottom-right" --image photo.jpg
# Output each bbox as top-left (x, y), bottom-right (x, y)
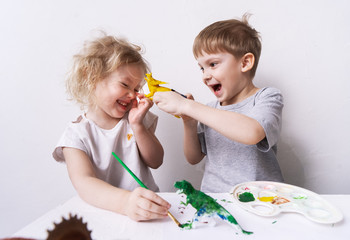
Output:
top-left (153, 91), bottom-right (265, 145)
top-left (63, 147), bottom-right (170, 221)
top-left (128, 93), bottom-right (164, 169)
top-left (181, 94), bottom-right (206, 164)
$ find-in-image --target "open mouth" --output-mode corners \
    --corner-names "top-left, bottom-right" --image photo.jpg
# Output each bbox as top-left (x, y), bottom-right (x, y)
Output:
top-left (212, 84), bottom-right (222, 93)
top-left (117, 100), bottom-right (130, 109)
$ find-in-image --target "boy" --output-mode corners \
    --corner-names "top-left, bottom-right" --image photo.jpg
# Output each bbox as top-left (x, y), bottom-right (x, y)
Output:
top-left (153, 14), bottom-right (284, 192)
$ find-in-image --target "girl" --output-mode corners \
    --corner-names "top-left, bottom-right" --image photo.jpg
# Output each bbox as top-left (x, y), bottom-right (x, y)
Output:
top-left (53, 34), bottom-right (170, 221)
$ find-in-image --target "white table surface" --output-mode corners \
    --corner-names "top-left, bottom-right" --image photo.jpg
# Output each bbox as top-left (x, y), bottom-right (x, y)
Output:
top-left (13, 193), bottom-right (349, 240)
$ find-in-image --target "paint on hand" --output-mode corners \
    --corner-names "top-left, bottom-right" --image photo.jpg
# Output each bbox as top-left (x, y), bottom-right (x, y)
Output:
top-left (238, 192), bottom-right (255, 202)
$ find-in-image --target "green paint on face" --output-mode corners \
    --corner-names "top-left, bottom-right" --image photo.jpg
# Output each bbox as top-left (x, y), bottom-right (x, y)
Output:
top-left (238, 192), bottom-right (255, 202)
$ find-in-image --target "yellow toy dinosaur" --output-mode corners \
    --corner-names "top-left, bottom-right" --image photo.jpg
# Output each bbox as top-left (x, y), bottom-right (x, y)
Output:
top-left (144, 73), bottom-right (172, 100)
top-left (144, 73), bottom-right (186, 118)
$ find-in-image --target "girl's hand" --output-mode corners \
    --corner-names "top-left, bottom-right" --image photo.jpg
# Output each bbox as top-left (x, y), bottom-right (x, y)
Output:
top-left (125, 187), bottom-right (171, 221)
top-left (128, 93), bottom-right (153, 126)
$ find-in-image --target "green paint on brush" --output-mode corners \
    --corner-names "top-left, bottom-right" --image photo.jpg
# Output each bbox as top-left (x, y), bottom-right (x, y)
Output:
top-left (174, 180), bottom-right (253, 235)
top-left (238, 192), bottom-right (255, 202)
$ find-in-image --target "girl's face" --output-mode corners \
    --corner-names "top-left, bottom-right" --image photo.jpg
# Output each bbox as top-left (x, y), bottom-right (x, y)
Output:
top-left (91, 63), bottom-right (144, 123)
top-left (196, 51), bottom-right (252, 106)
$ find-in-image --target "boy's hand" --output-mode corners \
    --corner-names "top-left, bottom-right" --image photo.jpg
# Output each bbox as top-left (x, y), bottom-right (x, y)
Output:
top-left (128, 93), bottom-right (153, 126)
top-left (125, 187), bottom-right (171, 221)
top-left (179, 93), bottom-right (196, 123)
top-left (153, 91), bottom-right (188, 117)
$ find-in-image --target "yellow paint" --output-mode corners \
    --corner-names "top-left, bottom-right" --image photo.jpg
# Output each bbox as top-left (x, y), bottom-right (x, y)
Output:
top-left (144, 73), bottom-right (171, 100)
top-left (258, 196), bottom-right (276, 202)
top-left (127, 134), bottom-right (133, 141)
top-left (144, 73), bottom-right (180, 118)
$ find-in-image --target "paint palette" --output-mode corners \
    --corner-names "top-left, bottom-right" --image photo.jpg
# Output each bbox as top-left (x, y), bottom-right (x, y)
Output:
top-left (230, 181), bottom-right (343, 224)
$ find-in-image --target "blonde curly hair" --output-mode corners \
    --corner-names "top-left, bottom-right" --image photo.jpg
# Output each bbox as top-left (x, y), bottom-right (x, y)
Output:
top-left (66, 34), bottom-right (150, 110)
top-left (193, 13), bottom-right (261, 78)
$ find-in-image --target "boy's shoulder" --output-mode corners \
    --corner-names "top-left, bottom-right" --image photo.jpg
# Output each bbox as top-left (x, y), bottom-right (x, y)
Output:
top-left (255, 87), bottom-right (283, 99)
top-left (255, 87), bottom-right (283, 102)
top-left (206, 87), bottom-right (283, 108)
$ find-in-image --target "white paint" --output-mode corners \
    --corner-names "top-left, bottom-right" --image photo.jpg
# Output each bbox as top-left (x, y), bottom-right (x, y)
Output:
top-left (1, 0), bottom-right (349, 236)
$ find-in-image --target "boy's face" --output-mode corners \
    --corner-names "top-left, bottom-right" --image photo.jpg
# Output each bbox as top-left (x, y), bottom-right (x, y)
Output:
top-left (197, 51), bottom-right (252, 106)
top-left (92, 63), bottom-right (144, 120)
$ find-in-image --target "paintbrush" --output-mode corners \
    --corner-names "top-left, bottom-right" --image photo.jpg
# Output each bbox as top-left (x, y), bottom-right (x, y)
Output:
top-left (171, 89), bottom-right (187, 98)
top-left (112, 152), bottom-right (182, 227)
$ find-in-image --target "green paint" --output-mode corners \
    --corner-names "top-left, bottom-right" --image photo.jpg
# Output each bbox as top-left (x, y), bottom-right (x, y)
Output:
top-left (293, 196), bottom-right (307, 200)
top-left (272, 220), bottom-right (277, 224)
top-left (238, 192), bottom-right (255, 202)
top-left (174, 180), bottom-right (253, 235)
top-left (180, 222), bottom-right (193, 229)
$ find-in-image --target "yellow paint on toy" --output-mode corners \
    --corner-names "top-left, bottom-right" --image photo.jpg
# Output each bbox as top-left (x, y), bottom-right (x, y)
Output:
top-left (144, 73), bottom-right (180, 118)
top-left (144, 73), bottom-right (171, 100)
top-left (259, 196), bottom-right (276, 202)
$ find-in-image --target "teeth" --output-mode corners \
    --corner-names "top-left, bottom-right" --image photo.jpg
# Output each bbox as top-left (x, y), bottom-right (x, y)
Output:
top-left (117, 100), bottom-right (128, 106)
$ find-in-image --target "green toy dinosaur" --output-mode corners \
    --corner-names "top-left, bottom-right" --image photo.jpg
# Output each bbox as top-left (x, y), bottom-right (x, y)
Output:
top-left (174, 180), bottom-right (253, 235)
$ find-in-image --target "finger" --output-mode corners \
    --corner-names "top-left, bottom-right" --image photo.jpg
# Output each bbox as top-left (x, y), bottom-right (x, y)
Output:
top-left (137, 197), bottom-right (169, 218)
top-left (185, 93), bottom-right (194, 100)
top-left (136, 92), bottom-right (145, 99)
top-left (135, 188), bottom-right (170, 209)
top-left (152, 92), bottom-right (160, 103)
top-left (131, 98), bottom-right (138, 108)
top-left (134, 207), bottom-right (168, 221)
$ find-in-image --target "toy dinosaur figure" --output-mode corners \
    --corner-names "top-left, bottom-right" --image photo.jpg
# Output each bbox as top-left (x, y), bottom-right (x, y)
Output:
top-left (174, 180), bottom-right (253, 235)
top-left (144, 73), bottom-right (172, 100)
top-left (144, 73), bottom-right (186, 100)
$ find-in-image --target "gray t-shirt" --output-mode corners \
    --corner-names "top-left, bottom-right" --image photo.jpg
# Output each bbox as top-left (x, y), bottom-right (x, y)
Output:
top-left (198, 87), bottom-right (284, 193)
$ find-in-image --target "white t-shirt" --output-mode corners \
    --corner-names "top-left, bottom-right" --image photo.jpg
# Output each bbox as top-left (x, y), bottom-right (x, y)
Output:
top-left (53, 112), bottom-right (159, 192)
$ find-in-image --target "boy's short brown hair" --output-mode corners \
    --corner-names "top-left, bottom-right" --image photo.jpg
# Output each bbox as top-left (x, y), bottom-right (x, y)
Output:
top-left (193, 13), bottom-right (261, 77)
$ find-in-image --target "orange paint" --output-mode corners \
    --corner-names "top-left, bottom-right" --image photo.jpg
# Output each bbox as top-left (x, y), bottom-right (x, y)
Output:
top-left (127, 134), bottom-right (133, 141)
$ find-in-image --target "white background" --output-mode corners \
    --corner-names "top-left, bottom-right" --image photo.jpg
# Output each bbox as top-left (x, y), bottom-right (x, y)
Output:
top-left (1, 0), bottom-right (349, 237)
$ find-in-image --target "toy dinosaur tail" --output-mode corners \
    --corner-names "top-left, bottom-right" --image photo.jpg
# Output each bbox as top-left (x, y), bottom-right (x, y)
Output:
top-left (218, 210), bottom-right (253, 235)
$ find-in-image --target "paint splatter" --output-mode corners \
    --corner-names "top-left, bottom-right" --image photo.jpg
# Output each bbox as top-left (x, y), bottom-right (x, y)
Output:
top-left (271, 196), bottom-right (290, 205)
top-left (127, 134), bottom-right (133, 140)
top-left (293, 196), bottom-right (308, 200)
top-left (238, 192), bottom-right (255, 202)
top-left (174, 180), bottom-right (253, 235)
top-left (221, 199), bottom-right (233, 203)
top-left (272, 220), bottom-right (277, 224)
